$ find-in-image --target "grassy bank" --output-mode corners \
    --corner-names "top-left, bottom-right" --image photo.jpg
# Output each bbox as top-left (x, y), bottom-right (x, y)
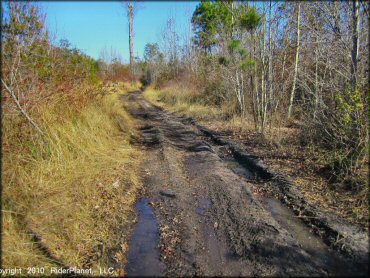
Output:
top-left (2, 82), bottom-right (141, 275)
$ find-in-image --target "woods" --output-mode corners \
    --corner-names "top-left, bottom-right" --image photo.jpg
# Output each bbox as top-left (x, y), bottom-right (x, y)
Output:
top-left (140, 1), bottom-right (368, 190)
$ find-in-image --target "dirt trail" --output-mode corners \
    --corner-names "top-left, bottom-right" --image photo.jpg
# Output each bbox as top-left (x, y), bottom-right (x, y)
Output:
top-left (122, 91), bottom-right (368, 277)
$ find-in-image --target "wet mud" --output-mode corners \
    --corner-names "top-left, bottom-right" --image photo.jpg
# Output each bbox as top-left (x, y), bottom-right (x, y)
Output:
top-left (122, 91), bottom-right (368, 277)
top-left (126, 198), bottom-right (165, 277)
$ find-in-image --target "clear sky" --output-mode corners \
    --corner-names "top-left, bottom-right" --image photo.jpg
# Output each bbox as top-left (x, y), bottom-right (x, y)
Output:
top-left (40, 1), bottom-right (199, 63)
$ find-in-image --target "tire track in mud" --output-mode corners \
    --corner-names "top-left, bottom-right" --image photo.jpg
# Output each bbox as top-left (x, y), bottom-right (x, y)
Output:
top-left (122, 91), bottom-right (367, 277)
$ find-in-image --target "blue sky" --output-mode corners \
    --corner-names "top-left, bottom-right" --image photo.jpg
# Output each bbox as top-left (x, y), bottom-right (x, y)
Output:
top-left (40, 1), bottom-right (199, 63)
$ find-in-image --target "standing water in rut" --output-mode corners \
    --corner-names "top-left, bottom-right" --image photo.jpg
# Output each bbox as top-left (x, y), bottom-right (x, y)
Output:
top-left (126, 198), bottom-right (165, 276)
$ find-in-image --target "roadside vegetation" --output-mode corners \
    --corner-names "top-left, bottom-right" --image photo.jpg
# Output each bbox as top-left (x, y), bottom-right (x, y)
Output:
top-left (2, 3), bottom-right (141, 274)
top-left (139, 1), bottom-right (368, 227)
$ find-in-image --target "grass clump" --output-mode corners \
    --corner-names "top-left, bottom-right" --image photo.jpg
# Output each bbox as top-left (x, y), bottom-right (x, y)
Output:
top-left (2, 82), bottom-right (142, 275)
top-left (143, 84), bottom-right (254, 131)
top-left (143, 85), bottom-right (222, 121)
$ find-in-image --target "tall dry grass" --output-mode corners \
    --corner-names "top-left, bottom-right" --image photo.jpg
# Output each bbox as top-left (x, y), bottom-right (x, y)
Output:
top-left (143, 84), bottom-right (222, 121)
top-left (2, 82), bottom-right (142, 275)
top-left (143, 82), bottom-right (256, 132)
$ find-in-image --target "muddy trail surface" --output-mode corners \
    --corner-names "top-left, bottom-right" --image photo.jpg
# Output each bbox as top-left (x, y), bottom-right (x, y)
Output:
top-left (122, 91), bottom-right (368, 277)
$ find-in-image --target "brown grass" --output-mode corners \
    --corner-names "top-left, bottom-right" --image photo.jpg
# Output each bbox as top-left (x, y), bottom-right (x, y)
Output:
top-left (144, 86), bottom-right (218, 120)
top-left (2, 82), bottom-right (142, 275)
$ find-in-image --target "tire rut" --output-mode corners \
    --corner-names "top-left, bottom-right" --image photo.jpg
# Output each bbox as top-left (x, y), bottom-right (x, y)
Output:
top-left (122, 91), bottom-right (367, 277)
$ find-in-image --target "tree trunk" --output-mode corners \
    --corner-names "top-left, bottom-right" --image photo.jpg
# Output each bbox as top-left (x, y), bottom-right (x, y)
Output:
top-left (128, 3), bottom-right (134, 76)
top-left (268, 0), bottom-right (273, 129)
top-left (231, 1), bottom-right (235, 38)
top-left (275, 50), bottom-right (286, 112)
top-left (288, 3), bottom-right (301, 119)
top-left (314, 34), bottom-right (319, 119)
top-left (171, 17), bottom-right (178, 76)
top-left (351, 0), bottom-right (360, 91)
top-left (253, 33), bottom-right (261, 132)
top-left (261, 3), bottom-right (267, 132)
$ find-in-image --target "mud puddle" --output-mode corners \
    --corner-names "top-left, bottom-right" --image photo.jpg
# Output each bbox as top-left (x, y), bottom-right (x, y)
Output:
top-left (126, 198), bottom-right (165, 277)
top-left (211, 144), bottom-right (256, 180)
top-left (196, 198), bottom-right (211, 216)
top-left (217, 149), bottom-right (360, 275)
top-left (223, 157), bottom-right (255, 179)
top-left (258, 196), bottom-right (361, 275)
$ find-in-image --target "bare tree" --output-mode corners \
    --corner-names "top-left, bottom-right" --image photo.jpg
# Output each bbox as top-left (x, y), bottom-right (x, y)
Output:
top-left (288, 2), bottom-right (301, 119)
top-left (267, 0), bottom-right (274, 129)
top-left (123, 1), bottom-right (141, 76)
top-left (1, 2), bottom-right (46, 136)
top-left (351, 0), bottom-right (360, 90)
top-left (159, 13), bottom-right (180, 77)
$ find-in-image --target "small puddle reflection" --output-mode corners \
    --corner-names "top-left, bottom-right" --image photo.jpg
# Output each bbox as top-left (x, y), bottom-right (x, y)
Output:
top-left (223, 157), bottom-right (255, 179)
top-left (262, 197), bottom-right (327, 253)
top-left (126, 198), bottom-right (165, 277)
top-left (219, 154), bottom-right (363, 275)
top-left (196, 198), bottom-right (211, 216)
top-left (259, 196), bottom-right (359, 275)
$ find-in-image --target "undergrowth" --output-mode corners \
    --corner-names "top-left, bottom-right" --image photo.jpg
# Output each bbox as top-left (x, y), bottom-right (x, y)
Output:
top-left (143, 83), bottom-right (257, 133)
top-left (144, 85), bottom-right (224, 121)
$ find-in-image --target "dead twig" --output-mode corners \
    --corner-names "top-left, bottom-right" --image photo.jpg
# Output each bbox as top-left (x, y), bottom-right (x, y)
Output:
top-left (2, 78), bottom-right (45, 136)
